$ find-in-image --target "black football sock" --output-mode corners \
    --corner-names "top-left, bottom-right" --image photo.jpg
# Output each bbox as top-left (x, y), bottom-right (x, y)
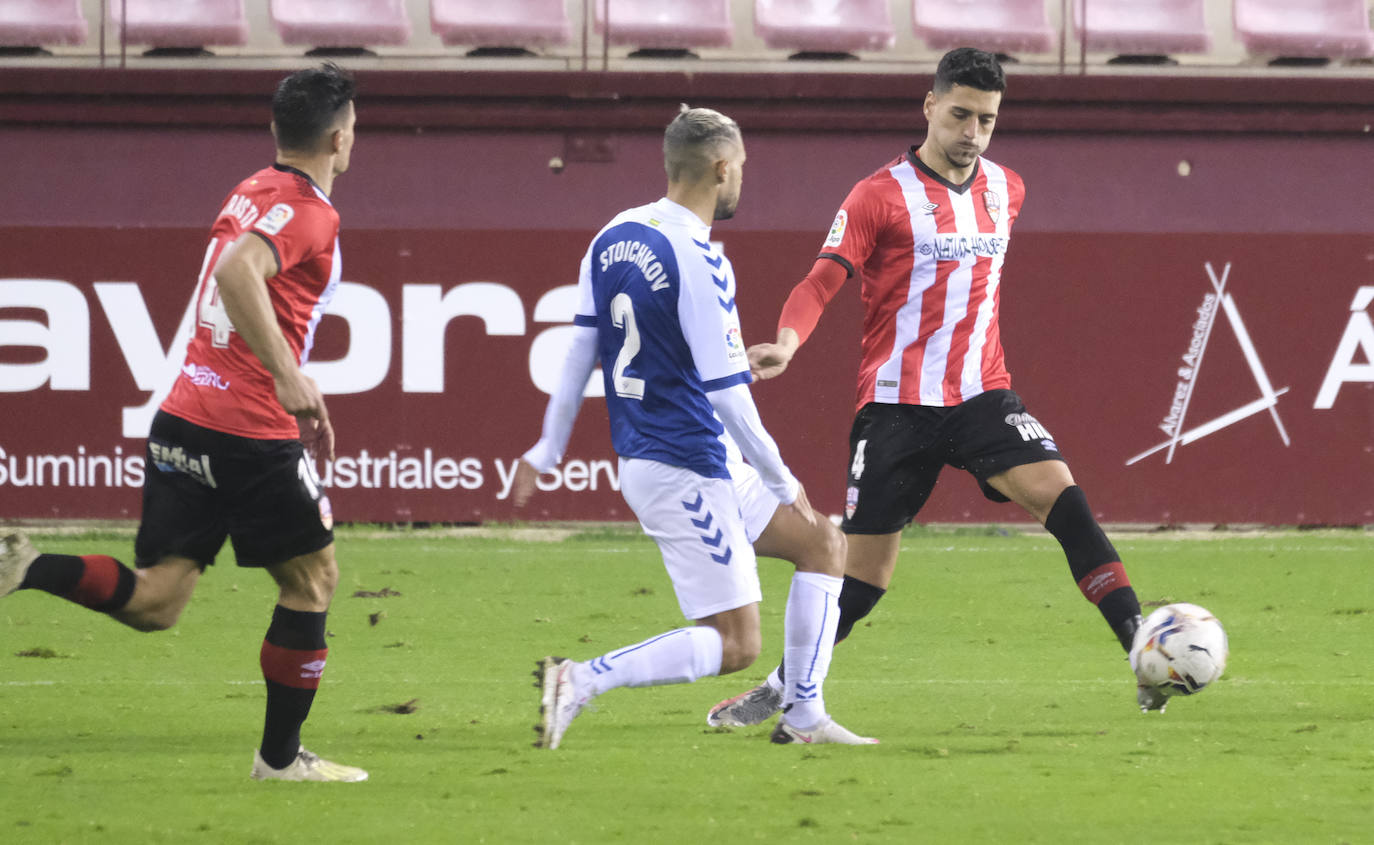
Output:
top-left (778, 575), bottom-right (886, 685)
top-left (1044, 485), bottom-right (1142, 652)
top-left (259, 605), bottom-right (329, 770)
top-left (21, 553), bottom-right (136, 612)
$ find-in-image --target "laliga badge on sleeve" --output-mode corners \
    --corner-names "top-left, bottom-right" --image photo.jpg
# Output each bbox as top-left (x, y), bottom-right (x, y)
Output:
top-left (823, 209), bottom-right (848, 248)
top-left (255, 203), bottom-right (296, 235)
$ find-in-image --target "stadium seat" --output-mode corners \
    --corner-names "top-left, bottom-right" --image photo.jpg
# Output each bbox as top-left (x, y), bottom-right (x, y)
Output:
top-left (112, 0), bottom-right (249, 49)
top-left (1233, 0), bottom-right (1374, 60)
top-left (754, 0), bottom-right (896, 55)
top-left (593, 0), bottom-right (733, 52)
top-left (270, 0), bottom-right (412, 49)
top-left (0, 0), bottom-right (88, 48)
top-left (912, 0), bottom-right (1055, 56)
top-left (1074, 0), bottom-right (1211, 58)
top-left (430, 0), bottom-right (571, 50)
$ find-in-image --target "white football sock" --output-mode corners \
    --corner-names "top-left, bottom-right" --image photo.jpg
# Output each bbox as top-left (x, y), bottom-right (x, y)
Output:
top-left (765, 665), bottom-right (784, 693)
top-left (585, 625), bottom-right (723, 696)
top-left (781, 571), bottom-right (843, 729)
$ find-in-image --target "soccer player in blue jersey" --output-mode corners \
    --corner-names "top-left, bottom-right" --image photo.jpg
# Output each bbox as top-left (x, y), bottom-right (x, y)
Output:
top-left (518, 106), bottom-right (875, 748)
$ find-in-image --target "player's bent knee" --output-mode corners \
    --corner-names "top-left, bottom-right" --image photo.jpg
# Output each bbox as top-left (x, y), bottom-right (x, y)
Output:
top-left (271, 547), bottom-right (339, 610)
top-left (718, 629), bottom-right (762, 674)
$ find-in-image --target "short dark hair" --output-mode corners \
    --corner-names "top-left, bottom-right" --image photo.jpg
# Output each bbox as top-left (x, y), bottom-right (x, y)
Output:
top-left (933, 47), bottom-right (1006, 95)
top-left (272, 62), bottom-right (356, 152)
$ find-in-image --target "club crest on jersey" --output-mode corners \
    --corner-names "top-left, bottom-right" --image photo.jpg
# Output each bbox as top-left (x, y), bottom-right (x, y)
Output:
top-left (823, 209), bottom-right (848, 248)
top-left (254, 203), bottom-right (295, 236)
top-left (982, 191), bottom-right (1001, 224)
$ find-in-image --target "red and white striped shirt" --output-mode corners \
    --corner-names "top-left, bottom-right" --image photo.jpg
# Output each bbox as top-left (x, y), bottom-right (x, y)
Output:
top-left (791, 148), bottom-right (1024, 410)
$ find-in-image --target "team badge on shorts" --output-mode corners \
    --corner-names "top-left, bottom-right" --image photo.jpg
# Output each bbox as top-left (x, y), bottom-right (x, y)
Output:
top-left (845, 485), bottom-right (860, 519)
top-left (982, 191), bottom-right (1001, 224)
top-left (318, 494), bottom-right (334, 530)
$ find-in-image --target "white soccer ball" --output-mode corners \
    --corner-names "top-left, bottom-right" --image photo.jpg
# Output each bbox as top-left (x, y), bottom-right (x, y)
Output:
top-left (1129, 603), bottom-right (1229, 697)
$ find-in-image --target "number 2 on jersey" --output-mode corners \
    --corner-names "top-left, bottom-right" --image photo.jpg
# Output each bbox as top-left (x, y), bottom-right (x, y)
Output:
top-left (609, 292), bottom-right (646, 400)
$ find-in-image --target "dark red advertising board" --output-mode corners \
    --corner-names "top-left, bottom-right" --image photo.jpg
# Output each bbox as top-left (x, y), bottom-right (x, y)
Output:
top-left (2, 77), bottom-right (1371, 525)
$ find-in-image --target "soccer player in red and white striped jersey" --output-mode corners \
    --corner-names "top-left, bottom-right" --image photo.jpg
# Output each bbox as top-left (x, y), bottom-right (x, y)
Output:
top-left (708, 48), bottom-right (1164, 728)
top-left (0, 64), bottom-right (373, 779)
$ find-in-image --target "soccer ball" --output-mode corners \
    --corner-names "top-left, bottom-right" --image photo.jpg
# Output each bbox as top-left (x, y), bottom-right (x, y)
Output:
top-left (1130, 603), bottom-right (1228, 696)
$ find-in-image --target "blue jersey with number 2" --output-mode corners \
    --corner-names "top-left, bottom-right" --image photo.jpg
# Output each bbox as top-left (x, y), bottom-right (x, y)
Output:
top-left (573, 198), bottom-right (751, 479)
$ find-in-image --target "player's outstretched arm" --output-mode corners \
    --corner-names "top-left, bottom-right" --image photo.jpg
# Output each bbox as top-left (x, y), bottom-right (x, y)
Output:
top-left (750, 258), bottom-right (849, 381)
top-left (515, 324), bottom-right (599, 508)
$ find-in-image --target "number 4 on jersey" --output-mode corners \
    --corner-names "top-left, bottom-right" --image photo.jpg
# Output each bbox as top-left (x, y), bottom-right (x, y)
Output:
top-left (195, 240), bottom-right (237, 348)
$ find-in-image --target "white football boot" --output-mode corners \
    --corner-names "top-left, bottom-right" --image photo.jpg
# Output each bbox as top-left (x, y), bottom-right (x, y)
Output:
top-left (535, 656), bottom-right (596, 749)
top-left (251, 747), bottom-right (368, 782)
top-left (770, 717), bottom-right (878, 746)
top-left (0, 532), bottom-right (39, 597)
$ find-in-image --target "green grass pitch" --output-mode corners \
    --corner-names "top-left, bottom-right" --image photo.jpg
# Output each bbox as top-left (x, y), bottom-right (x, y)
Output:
top-left (2, 525), bottom-right (1371, 844)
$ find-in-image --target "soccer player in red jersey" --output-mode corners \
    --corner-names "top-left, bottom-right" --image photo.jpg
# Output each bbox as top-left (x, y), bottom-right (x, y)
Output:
top-left (707, 48), bottom-right (1165, 728)
top-left (0, 63), bottom-right (370, 780)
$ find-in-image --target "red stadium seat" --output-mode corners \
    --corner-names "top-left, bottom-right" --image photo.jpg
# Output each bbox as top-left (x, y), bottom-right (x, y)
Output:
top-left (430, 0), bottom-right (571, 49)
top-left (593, 0), bottom-right (733, 51)
top-left (912, 0), bottom-right (1055, 56)
top-left (1074, 0), bottom-right (1211, 56)
top-left (113, 0), bottom-right (249, 48)
top-left (754, 0), bottom-right (896, 55)
top-left (270, 0), bottom-right (412, 49)
top-left (1233, 0), bottom-right (1374, 59)
top-left (0, 0), bottom-right (89, 47)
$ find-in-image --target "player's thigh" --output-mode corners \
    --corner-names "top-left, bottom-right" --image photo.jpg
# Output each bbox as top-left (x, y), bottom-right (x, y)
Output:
top-left (619, 458), bottom-right (760, 621)
top-left (841, 403), bottom-right (944, 535)
top-left (224, 438), bottom-right (334, 570)
top-left (945, 390), bottom-right (1071, 510)
top-left (134, 411), bottom-right (231, 569)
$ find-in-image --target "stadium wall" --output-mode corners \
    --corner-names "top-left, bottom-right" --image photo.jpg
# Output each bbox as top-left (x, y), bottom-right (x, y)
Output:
top-left (1, 70), bottom-right (1371, 525)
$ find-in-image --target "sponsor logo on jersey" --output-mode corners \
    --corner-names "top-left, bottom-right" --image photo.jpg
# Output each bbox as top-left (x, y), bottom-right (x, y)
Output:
top-left (918, 233), bottom-right (1009, 260)
top-left (254, 203), bottom-right (295, 236)
top-left (983, 190), bottom-right (1001, 224)
top-left (724, 326), bottom-right (745, 362)
top-left (823, 210), bottom-right (848, 248)
top-left (148, 439), bottom-right (217, 488)
top-left (599, 239), bottom-right (666, 287)
top-left (921, 202), bottom-right (939, 215)
top-left (181, 361), bottom-right (230, 390)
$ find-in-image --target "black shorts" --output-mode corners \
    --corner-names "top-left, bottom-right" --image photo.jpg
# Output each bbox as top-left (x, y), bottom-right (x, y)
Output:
top-left (841, 389), bottom-right (1066, 535)
top-left (134, 411), bottom-right (334, 569)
